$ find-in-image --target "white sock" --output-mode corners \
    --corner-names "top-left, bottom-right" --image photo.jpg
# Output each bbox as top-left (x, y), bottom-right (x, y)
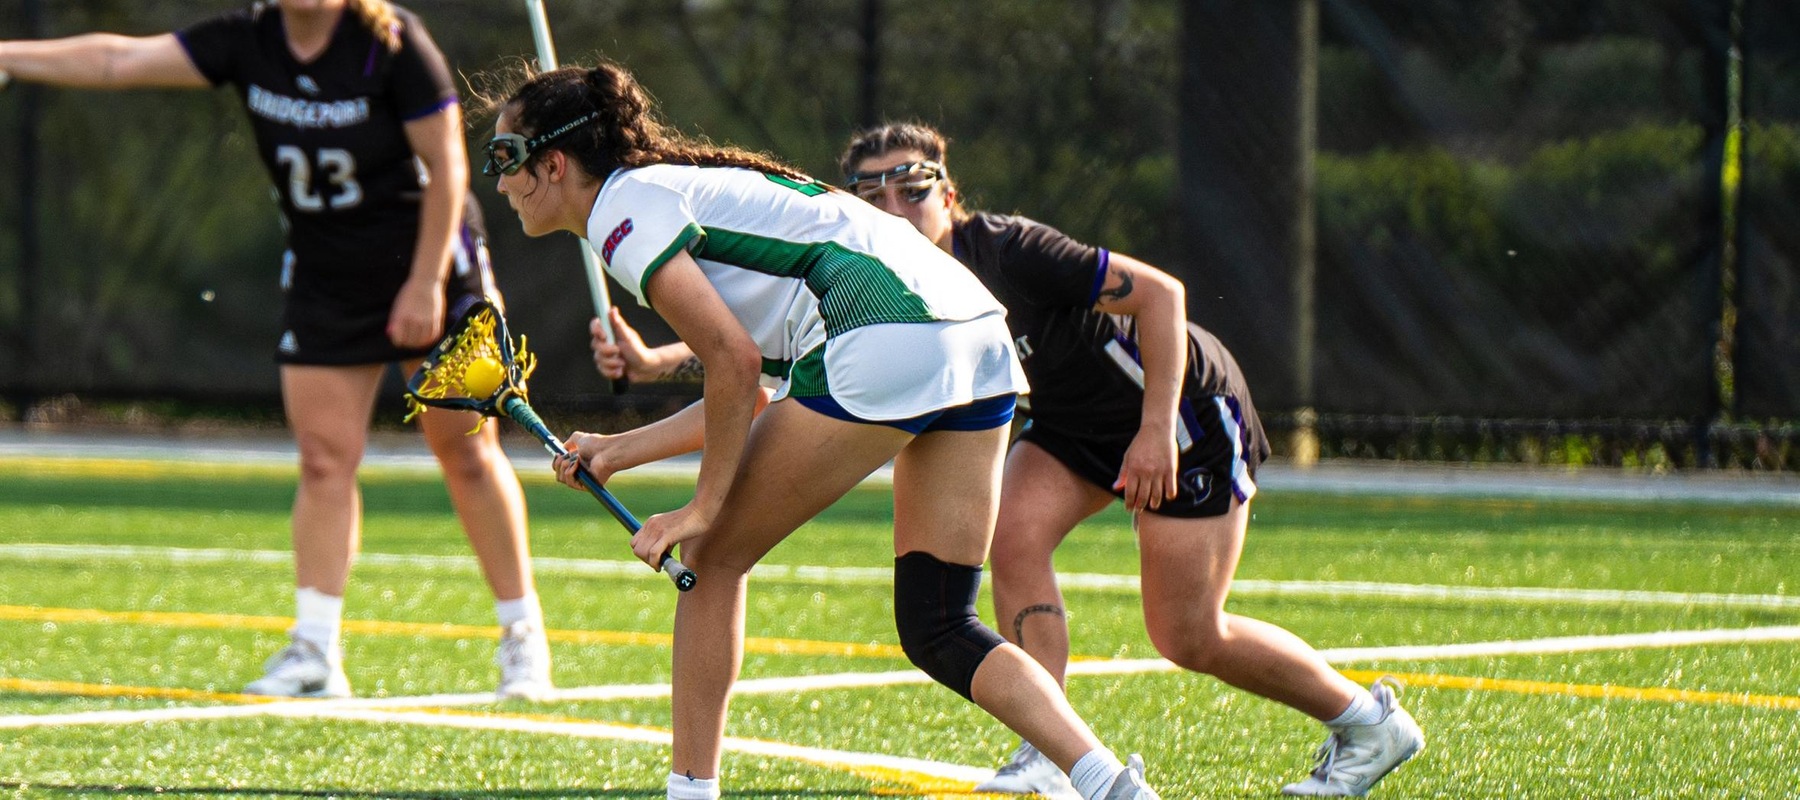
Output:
top-left (292, 587), bottom-right (344, 656)
top-left (666, 771), bottom-right (720, 800)
top-left (495, 592), bottom-right (543, 629)
top-left (1070, 748), bottom-right (1125, 800)
top-left (1326, 688), bottom-right (1382, 728)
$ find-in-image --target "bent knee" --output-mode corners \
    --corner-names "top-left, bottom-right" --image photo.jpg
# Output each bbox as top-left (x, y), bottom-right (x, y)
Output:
top-left (1149, 621), bottom-right (1231, 674)
top-left (894, 552), bottom-right (1006, 699)
top-left (986, 524), bottom-right (1062, 574)
top-left (677, 537), bottom-right (758, 577)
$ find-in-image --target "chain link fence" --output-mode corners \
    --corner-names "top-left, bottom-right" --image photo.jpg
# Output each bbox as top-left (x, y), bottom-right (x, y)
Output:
top-left (2, 0), bottom-right (1793, 468)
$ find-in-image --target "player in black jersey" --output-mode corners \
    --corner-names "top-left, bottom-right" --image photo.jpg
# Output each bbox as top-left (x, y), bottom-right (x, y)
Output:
top-left (0, 1), bottom-right (552, 701)
top-left (839, 123), bottom-right (1424, 798)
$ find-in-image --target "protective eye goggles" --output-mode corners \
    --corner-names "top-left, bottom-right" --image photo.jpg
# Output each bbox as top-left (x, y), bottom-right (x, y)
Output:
top-left (482, 111), bottom-right (601, 176)
top-left (844, 160), bottom-right (946, 205)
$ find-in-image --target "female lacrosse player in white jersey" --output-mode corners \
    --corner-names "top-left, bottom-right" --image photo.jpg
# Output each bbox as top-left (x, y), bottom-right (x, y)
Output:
top-left (0, 0), bottom-right (553, 701)
top-left (480, 60), bottom-right (1161, 800)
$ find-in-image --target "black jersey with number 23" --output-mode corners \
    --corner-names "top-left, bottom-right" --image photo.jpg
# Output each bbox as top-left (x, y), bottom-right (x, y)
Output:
top-left (176, 3), bottom-right (482, 364)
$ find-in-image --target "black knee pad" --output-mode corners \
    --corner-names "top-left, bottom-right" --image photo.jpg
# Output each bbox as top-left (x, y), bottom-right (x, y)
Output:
top-left (894, 551), bottom-right (1007, 700)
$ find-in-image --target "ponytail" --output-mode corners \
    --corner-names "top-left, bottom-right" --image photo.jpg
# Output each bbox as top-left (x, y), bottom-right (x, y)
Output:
top-left (489, 60), bottom-right (814, 185)
top-left (348, 0), bottom-right (402, 52)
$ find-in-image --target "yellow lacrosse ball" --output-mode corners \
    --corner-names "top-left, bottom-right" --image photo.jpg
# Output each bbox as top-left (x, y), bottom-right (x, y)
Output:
top-left (462, 356), bottom-right (507, 398)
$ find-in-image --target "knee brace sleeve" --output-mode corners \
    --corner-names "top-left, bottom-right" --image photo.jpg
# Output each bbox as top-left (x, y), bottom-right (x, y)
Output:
top-left (894, 551), bottom-right (1007, 700)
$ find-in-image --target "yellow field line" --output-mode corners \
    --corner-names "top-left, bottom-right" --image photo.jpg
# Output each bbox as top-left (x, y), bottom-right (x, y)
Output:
top-left (0, 603), bottom-right (908, 660)
top-left (1342, 669), bottom-right (1800, 711)
top-left (6, 660), bottom-right (1794, 715)
top-left (11, 603), bottom-right (1795, 711)
top-left (0, 456), bottom-right (296, 481)
top-left (0, 676), bottom-right (275, 705)
top-left (0, 454), bottom-right (651, 487)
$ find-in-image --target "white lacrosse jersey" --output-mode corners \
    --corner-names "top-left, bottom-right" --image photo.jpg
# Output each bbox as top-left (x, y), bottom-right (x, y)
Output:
top-left (587, 164), bottom-right (1024, 418)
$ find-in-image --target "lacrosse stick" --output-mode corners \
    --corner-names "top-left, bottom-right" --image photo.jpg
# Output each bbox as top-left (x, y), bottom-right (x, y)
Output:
top-left (406, 297), bottom-right (694, 591)
top-left (522, 0), bottom-right (626, 396)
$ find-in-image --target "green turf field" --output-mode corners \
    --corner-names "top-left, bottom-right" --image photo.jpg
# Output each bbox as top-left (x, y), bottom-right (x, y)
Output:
top-left (0, 454), bottom-right (1796, 799)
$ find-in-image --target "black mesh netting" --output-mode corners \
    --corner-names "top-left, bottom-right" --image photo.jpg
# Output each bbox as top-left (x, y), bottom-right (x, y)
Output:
top-left (3, 0), bottom-right (1790, 443)
top-left (1739, 0), bottom-right (1800, 420)
top-left (1180, 0), bottom-right (1731, 420)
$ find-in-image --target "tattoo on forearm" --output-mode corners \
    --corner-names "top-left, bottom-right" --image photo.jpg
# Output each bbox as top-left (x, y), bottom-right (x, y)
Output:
top-left (1099, 271), bottom-right (1134, 303)
top-left (1011, 604), bottom-right (1066, 646)
top-left (665, 355), bottom-right (706, 382)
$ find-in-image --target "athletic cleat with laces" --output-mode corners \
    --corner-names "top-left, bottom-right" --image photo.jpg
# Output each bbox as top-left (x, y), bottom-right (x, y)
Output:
top-left (1281, 677), bottom-right (1424, 796)
top-left (494, 619), bottom-right (554, 701)
top-left (243, 635), bottom-right (350, 698)
top-left (1100, 753), bottom-right (1161, 800)
top-left (973, 740), bottom-right (1080, 799)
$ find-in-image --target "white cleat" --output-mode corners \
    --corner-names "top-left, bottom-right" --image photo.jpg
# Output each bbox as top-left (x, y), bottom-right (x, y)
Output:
top-left (243, 635), bottom-right (350, 699)
top-left (1281, 677), bottom-right (1424, 797)
top-left (1100, 753), bottom-right (1162, 800)
top-left (974, 741), bottom-right (1081, 799)
top-left (494, 619), bottom-right (554, 701)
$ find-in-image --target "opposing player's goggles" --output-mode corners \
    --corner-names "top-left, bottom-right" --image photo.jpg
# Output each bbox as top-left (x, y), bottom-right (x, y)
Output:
top-left (482, 111), bottom-right (601, 176)
top-left (844, 160), bottom-right (946, 205)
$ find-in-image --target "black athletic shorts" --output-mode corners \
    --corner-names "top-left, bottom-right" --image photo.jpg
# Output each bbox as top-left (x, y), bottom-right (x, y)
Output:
top-left (1017, 392), bottom-right (1270, 519)
top-left (275, 224), bottom-right (494, 366)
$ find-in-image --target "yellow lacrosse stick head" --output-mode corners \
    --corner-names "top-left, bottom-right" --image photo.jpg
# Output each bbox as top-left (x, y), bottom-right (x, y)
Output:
top-left (404, 305), bottom-right (538, 434)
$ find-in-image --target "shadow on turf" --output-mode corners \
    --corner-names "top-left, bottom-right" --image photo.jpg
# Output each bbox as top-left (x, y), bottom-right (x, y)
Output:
top-left (0, 783), bottom-right (880, 798)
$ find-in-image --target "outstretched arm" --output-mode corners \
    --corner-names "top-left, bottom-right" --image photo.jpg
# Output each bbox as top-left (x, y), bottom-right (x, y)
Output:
top-left (1092, 252), bottom-right (1188, 512)
top-left (0, 34), bottom-right (207, 90)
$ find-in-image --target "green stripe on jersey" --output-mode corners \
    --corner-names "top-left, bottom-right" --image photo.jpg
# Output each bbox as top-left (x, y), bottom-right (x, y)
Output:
top-left (637, 223), bottom-right (705, 307)
top-left (786, 346), bottom-right (829, 398)
top-left (694, 228), bottom-right (936, 336)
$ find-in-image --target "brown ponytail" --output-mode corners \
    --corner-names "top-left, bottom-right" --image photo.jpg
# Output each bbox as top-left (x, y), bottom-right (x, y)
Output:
top-left (483, 59), bottom-right (814, 185)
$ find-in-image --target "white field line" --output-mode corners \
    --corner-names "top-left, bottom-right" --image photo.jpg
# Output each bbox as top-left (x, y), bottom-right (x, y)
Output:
top-left (9, 436), bottom-right (1800, 505)
top-left (292, 708), bottom-right (995, 785)
top-left (1067, 624), bottom-right (1800, 675)
top-left (0, 701), bottom-right (988, 785)
top-left (6, 542), bottom-right (1800, 611)
top-left (6, 624), bottom-right (1798, 733)
top-left (2, 625), bottom-right (1795, 790)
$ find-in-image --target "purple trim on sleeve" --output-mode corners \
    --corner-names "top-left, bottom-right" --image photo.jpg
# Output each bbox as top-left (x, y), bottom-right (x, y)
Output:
top-left (1086, 248), bottom-right (1112, 306)
top-left (401, 96), bottom-right (459, 122)
top-left (171, 31), bottom-right (222, 87)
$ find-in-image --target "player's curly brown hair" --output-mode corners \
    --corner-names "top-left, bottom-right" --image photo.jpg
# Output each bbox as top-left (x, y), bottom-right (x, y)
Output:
top-left (475, 59), bottom-right (813, 185)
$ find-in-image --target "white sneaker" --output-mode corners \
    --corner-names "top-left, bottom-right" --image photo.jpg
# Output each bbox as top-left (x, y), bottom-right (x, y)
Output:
top-left (974, 741), bottom-right (1081, 799)
top-left (243, 635), bottom-right (350, 698)
top-left (494, 619), bottom-right (554, 701)
top-left (1100, 753), bottom-right (1162, 800)
top-left (1281, 677), bottom-right (1424, 797)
